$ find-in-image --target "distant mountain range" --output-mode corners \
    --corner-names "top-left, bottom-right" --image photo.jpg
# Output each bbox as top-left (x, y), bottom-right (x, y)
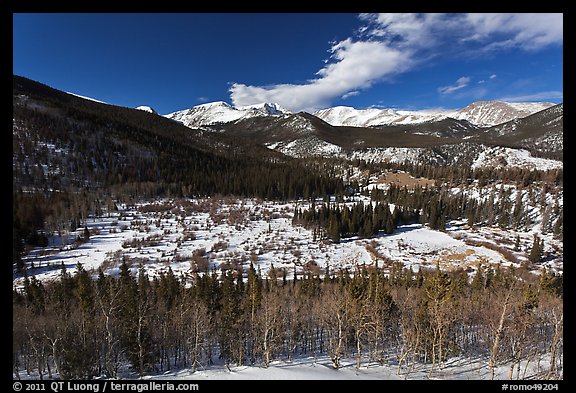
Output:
top-left (14, 75), bottom-right (563, 172)
top-left (191, 99), bottom-right (562, 166)
top-left (164, 100), bottom-right (554, 129)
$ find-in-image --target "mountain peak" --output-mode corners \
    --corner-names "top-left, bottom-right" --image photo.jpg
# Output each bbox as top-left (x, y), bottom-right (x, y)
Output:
top-left (197, 101), bottom-right (232, 108)
top-left (453, 101), bottom-right (554, 127)
top-left (164, 101), bottom-right (289, 128)
top-left (238, 102), bottom-right (289, 115)
top-left (135, 105), bottom-right (158, 114)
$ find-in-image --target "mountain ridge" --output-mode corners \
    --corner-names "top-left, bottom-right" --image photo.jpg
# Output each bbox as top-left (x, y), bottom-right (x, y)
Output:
top-left (451, 101), bottom-right (554, 127)
top-left (211, 103), bottom-right (562, 169)
top-left (14, 75), bottom-right (562, 172)
top-left (164, 99), bottom-right (556, 129)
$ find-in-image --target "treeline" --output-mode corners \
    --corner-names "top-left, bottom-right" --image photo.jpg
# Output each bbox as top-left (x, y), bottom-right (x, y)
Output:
top-left (355, 159), bottom-right (563, 189)
top-left (13, 262), bottom-right (563, 380)
top-left (371, 182), bottom-right (563, 237)
top-left (291, 180), bottom-right (562, 245)
top-left (292, 201), bottom-right (420, 242)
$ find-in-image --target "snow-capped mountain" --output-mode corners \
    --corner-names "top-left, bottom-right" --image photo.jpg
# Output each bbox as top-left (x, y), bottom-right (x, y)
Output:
top-left (135, 105), bottom-right (158, 114)
top-left (151, 97), bottom-right (565, 170)
top-left (479, 103), bottom-right (563, 157)
top-left (313, 101), bottom-right (554, 128)
top-left (164, 99), bottom-right (553, 130)
top-left (451, 101), bottom-right (554, 127)
top-left (314, 106), bottom-right (448, 127)
top-left (164, 102), bottom-right (289, 128)
top-left (212, 102), bottom-right (562, 171)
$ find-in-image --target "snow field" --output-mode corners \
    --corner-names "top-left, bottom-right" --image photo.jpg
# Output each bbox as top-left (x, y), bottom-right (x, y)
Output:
top-left (471, 147), bottom-right (563, 171)
top-left (14, 195), bottom-right (561, 290)
top-left (144, 353), bottom-right (556, 380)
top-left (17, 352), bottom-right (557, 380)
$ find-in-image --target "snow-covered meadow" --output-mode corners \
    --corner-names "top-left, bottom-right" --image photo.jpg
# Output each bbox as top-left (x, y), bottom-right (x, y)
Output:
top-left (14, 194), bottom-right (562, 290)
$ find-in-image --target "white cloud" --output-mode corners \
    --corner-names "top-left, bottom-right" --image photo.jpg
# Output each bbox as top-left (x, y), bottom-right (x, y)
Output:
top-left (498, 91), bottom-right (563, 102)
top-left (479, 74), bottom-right (497, 84)
top-left (342, 90), bottom-right (360, 99)
top-left (438, 76), bottom-right (471, 94)
top-left (359, 13), bottom-right (464, 49)
top-left (230, 13), bottom-right (562, 112)
top-left (465, 13), bottom-right (563, 51)
top-left (230, 40), bottom-right (410, 112)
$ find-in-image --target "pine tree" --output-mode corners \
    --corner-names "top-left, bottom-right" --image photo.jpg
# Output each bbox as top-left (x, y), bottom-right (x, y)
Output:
top-left (528, 235), bottom-right (543, 264)
top-left (292, 206), bottom-right (299, 225)
top-left (391, 205), bottom-right (401, 226)
top-left (220, 269), bottom-right (241, 364)
top-left (340, 206), bottom-right (350, 236)
top-left (384, 209), bottom-right (395, 235)
top-left (268, 264), bottom-right (278, 288)
top-left (75, 263), bottom-right (94, 316)
top-left (423, 265), bottom-right (454, 372)
top-left (327, 214), bottom-right (341, 243)
top-left (471, 265), bottom-right (485, 293)
top-left (553, 213), bottom-right (563, 240)
top-left (246, 262), bottom-right (262, 321)
top-left (512, 190), bottom-right (525, 229)
top-left (116, 260), bottom-right (141, 370)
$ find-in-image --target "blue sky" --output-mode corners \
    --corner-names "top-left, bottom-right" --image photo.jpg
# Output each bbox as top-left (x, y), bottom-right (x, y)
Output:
top-left (13, 13), bottom-right (563, 114)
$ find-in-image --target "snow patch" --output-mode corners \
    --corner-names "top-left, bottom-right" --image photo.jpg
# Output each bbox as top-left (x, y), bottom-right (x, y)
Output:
top-left (66, 92), bottom-right (107, 104)
top-left (135, 105), bottom-right (158, 114)
top-left (471, 147), bottom-right (563, 170)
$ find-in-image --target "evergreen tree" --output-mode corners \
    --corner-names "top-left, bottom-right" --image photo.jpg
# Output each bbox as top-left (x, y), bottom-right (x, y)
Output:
top-left (528, 235), bottom-right (543, 264)
top-left (465, 200), bottom-right (477, 227)
top-left (553, 213), bottom-right (563, 240)
top-left (471, 265), bottom-right (485, 293)
top-left (116, 260), bottom-right (141, 370)
top-left (384, 208), bottom-right (395, 235)
top-left (220, 269), bottom-right (242, 364)
top-left (75, 263), bottom-right (94, 317)
top-left (246, 262), bottom-right (262, 322)
top-left (327, 214), bottom-right (341, 243)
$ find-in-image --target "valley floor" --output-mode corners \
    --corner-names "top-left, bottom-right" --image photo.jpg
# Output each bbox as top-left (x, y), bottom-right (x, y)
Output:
top-left (13, 197), bottom-right (562, 289)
